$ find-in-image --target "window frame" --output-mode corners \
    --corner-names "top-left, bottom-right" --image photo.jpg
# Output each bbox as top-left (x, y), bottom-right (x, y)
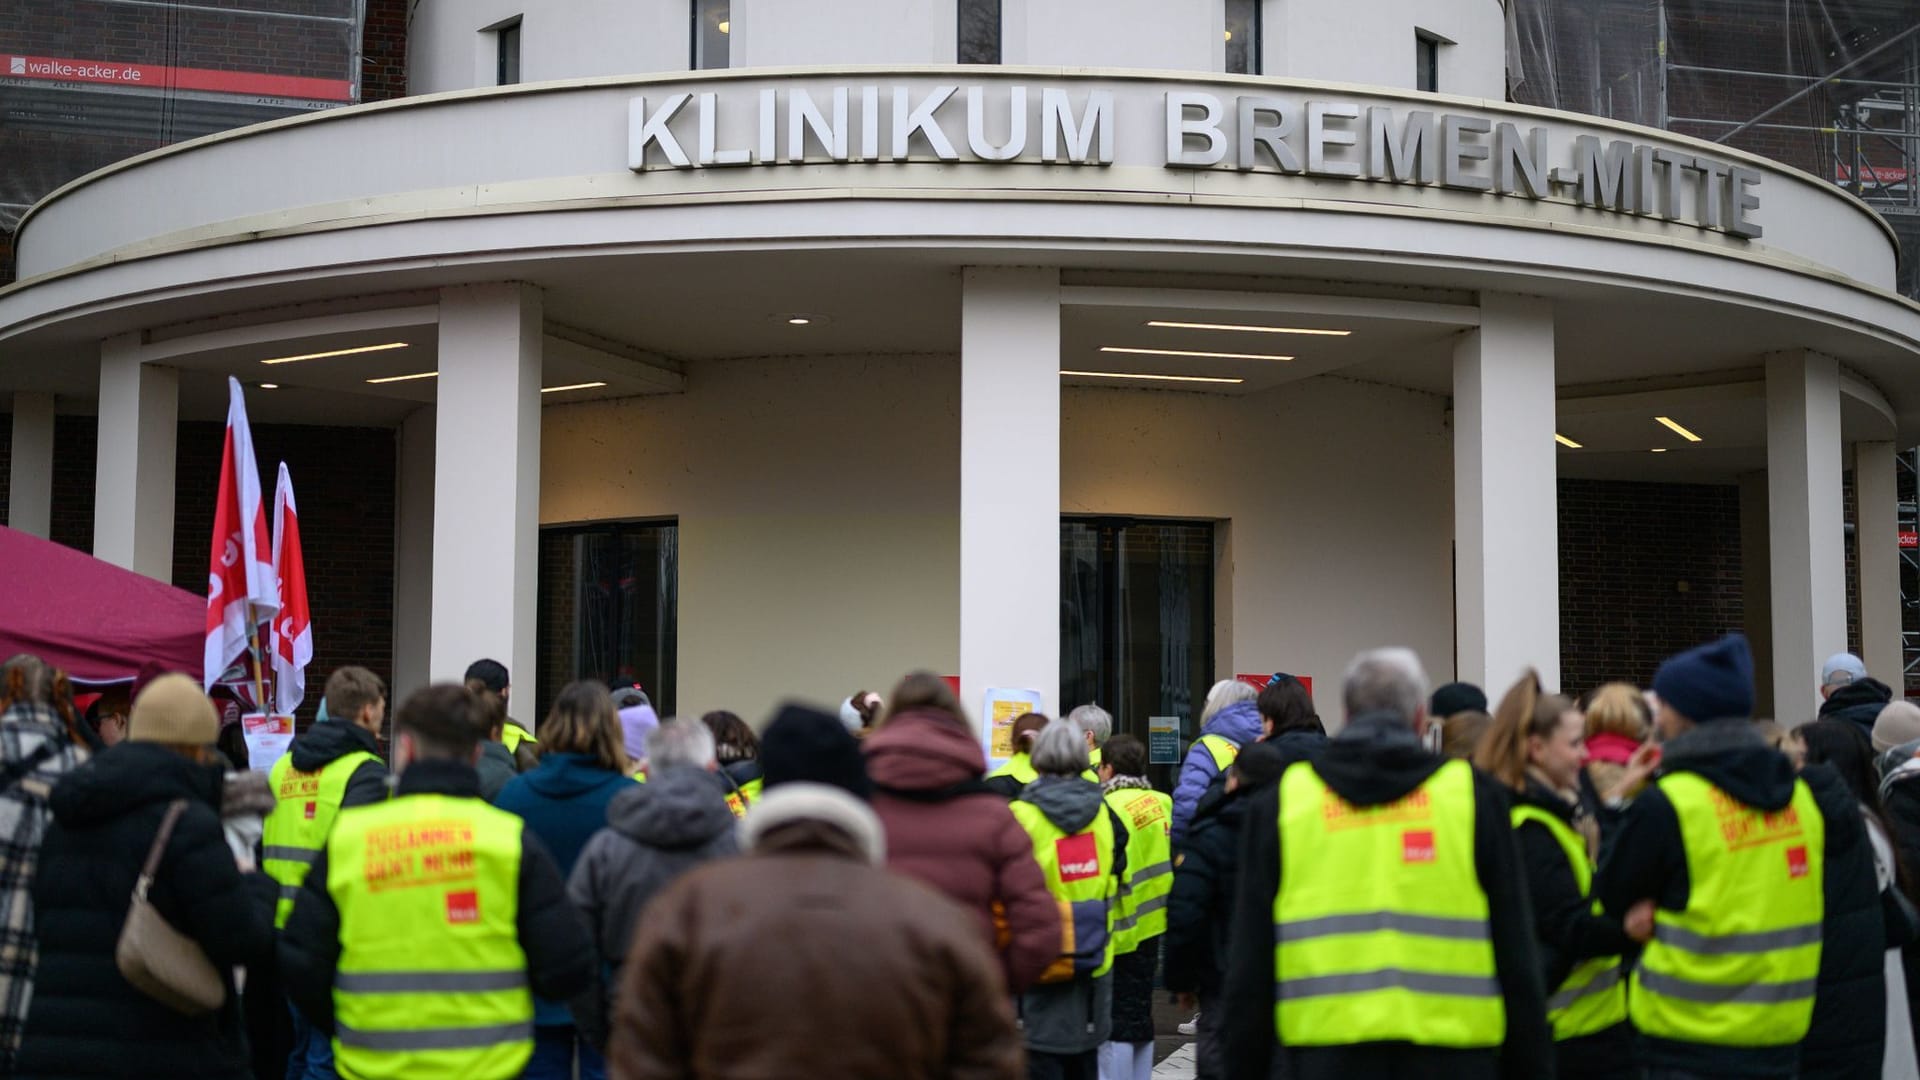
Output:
top-left (1415, 31), bottom-right (1443, 93)
top-left (494, 18), bottom-right (521, 86)
top-left (691, 0), bottom-right (730, 70)
top-left (957, 0), bottom-right (1003, 65)
top-left (1224, 0), bottom-right (1262, 76)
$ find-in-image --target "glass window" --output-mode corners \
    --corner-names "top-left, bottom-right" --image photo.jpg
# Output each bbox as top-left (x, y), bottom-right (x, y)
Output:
top-left (495, 20), bottom-right (521, 85)
top-left (958, 0), bottom-right (1002, 65)
top-left (1224, 0), bottom-right (1260, 76)
top-left (1416, 34), bottom-right (1440, 93)
top-left (536, 521), bottom-right (679, 722)
top-left (693, 0), bottom-right (730, 70)
top-left (1061, 518), bottom-right (1215, 790)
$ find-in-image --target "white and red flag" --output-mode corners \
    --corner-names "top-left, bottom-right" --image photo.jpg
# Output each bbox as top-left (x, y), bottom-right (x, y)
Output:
top-left (203, 377), bottom-right (279, 690)
top-left (270, 462), bottom-right (312, 715)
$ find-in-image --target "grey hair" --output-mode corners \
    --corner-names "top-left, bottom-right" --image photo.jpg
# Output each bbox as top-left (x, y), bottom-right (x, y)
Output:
top-left (1031, 720), bottom-right (1091, 777)
top-left (1066, 704), bottom-right (1112, 747)
top-left (1199, 679), bottom-right (1257, 726)
top-left (645, 717), bottom-right (717, 771)
top-left (1342, 648), bottom-right (1431, 725)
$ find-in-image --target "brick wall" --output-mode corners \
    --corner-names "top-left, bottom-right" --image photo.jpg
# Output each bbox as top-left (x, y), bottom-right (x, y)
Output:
top-left (362, 0), bottom-right (409, 102)
top-left (1558, 478), bottom-right (1746, 695)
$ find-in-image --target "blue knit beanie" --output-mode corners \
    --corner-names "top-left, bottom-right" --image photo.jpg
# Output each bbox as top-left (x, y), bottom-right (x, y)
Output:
top-left (1652, 634), bottom-right (1755, 724)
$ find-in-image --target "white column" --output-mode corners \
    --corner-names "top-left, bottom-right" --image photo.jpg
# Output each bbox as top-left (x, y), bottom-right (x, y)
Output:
top-left (960, 267), bottom-right (1060, 747)
top-left (1766, 350), bottom-right (1847, 722)
top-left (93, 335), bottom-right (178, 579)
top-left (7, 392), bottom-right (55, 537)
top-left (1854, 441), bottom-right (1902, 692)
top-left (392, 406), bottom-right (437, 703)
top-left (1453, 293), bottom-right (1559, 693)
top-left (429, 284), bottom-right (542, 712)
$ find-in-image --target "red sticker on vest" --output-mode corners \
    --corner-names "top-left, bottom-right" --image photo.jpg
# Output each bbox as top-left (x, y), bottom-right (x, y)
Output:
top-left (1403, 830), bottom-right (1436, 863)
top-left (446, 890), bottom-right (479, 924)
top-left (303, 801), bottom-right (317, 820)
top-left (1787, 846), bottom-right (1809, 879)
top-left (1056, 833), bottom-right (1101, 882)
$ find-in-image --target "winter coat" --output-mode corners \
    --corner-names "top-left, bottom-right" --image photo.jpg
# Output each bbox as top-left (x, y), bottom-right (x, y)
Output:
top-left (1014, 775), bottom-right (1127, 1056)
top-left (1107, 944), bottom-right (1157, 1045)
top-left (1596, 720), bottom-right (1883, 1079)
top-left (17, 741), bottom-right (275, 1079)
top-left (1820, 677), bottom-right (1895, 735)
top-left (493, 752), bottom-right (635, 1027)
top-left (1865, 814), bottom-right (1920, 1079)
top-left (277, 758), bottom-right (598, 1038)
top-left (1884, 758), bottom-right (1920, 1047)
top-left (1172, 701), bottom-right (1262, 841)
top-left (1220, 712), bottom-right (1552, 1080)
top-left (565, 766), bottom-right (739, 1048)
top-left (282, 718), bottom-right (387, 808)
top-left (1187, 727), bottom-right (1325, 828)
top-left (1509, 780), bottom-right (1636, 1080)
top-left (476, 739), bottom-right (517, 801)
top-left (0, 702), bottom-right (88, 1071)
top-left (1164, 784), bottom-right (1253, 999)
top-left (864, 707), bottom-right (1061, 993)
top-left (609, 783), bottom-right (1024, 1080)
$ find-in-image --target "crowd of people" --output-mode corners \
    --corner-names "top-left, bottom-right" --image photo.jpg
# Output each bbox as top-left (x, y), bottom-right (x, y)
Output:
top-left (0, 636), bottom-right (1915, 1079)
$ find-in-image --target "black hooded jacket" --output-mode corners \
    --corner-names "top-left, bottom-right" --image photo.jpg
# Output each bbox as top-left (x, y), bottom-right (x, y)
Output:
top-left (1595, 721), bottom-right (1882, 1079)
top-left (18, 742), bottom-right (279, 1079)
top-left (285, 719), bottom-right (388, 809)
top-left (1220, 713), bottom-right (1553, 1080)
top-left (1818, 677), bottom-right (1894, 735)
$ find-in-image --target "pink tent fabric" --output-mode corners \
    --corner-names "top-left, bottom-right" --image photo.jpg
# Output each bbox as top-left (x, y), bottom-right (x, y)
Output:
top-left (0, 526), bottom-right (203, 684)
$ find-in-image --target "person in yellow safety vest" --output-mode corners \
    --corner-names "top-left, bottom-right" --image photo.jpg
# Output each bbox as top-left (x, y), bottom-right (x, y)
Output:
top-left (702, 710), bottom-right (764, 818)
top-left (264, 666), bottom-right (393, 1080)
top-left (278, 683), bottom-right (598, 1080)
top-left (465, 659), bottom-right (540, 773)
top-left (1597, 634), bottom-right (1878, 1079)
top-left (1068, 703), bottom-right (1112, 784)
top-left (1476, 670), bottom-right (1656, 1080)
top-left (1097, 733), bottom-right (1173, 1080)
top-left (983, 711), bottom-right (1052, 799)
top-left (1172, 680), bottom-right (1263, 842)
top-left (1219, 647), bottom-right (1554, 1080)
top-left (1009, 720), bottom-right (1127, 1079)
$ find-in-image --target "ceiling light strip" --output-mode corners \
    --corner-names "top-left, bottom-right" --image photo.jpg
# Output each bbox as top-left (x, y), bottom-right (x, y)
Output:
top-left (1654, 416), bottom-right (1703, 442)
top-left (261, 342), bottom-right (410, 365)
top-left (1145, 320), bottom-right (1351, 337)
top-left (1060, 370), bottom-right (1244, 384)
top-left (1099, 346), bottom-right (1295, 362)
top-left (365, 371), bottom-right (439, 384)
top-left (1554, 434), bottom-right (1582, 448)
top-left (541, 382), bottom-right (609, 394)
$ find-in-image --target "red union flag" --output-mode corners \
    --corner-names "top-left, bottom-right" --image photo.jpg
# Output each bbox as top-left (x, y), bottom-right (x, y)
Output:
top-left (271, 462), bottom-right (313, 715)
top-left (203, 377), bottom-right (278, 690)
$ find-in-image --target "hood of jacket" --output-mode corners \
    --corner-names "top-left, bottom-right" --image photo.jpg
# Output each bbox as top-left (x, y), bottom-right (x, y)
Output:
top-left (50, 741), bottom-right (223, 828)
top-left (1018, 774), bottom-right (1106, 832)
top-left (288, 719), bottom-right (382, 773)
top-left (862, 708), bottom-right (984, 791)
top-left (517, 752), bottom-right (629, 800)
top-left (607, 767), bottom-right (737, 849)
top-left (741, 782), bottom-right (885, 864)
top-left (1661, 718), bottom-right (1797, 812)
top-left (1201, 700), bottom-right (1263, 747)
top-left (1314, 711), bottom-right (1446, 807)
top-left (1819, 677), bottom-right (1894, 727)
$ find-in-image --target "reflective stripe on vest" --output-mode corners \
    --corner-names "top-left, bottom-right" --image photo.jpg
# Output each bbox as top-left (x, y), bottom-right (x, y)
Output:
top-left (1273, 759), bottom-right (1504, 1049)
top-left (1106, 787), bottom-right (1174, 955)
top-left (500, 723), bottom-right (537, 753)
top-left (263, 748), bottom-right (379, 929)
top-left (327, 794), bottom-right (533, 1080)
top-left (1011, 791), bottom-right (1120, 981)
top-left (1197, 734), bottom-right (1239, 772)
top-left (1629, 773), bottom-right (1824, 1047)
top-left (1509, 803), bottom-right (1628, 1041)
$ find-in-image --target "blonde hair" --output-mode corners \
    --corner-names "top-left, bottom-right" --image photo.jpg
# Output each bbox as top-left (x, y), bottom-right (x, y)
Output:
top-left (1475, 669), bottom-right (1577, 792)
top-left (1584, 682), bottom-right (1650, 742)
top-left (539, 681), bottom-right (629, 774)
top-left (1440, 711), bottom-right (1492, 761)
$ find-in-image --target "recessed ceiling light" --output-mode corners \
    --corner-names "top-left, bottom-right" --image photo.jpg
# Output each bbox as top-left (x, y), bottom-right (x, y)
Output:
top-left (1654, 416), bottom-right (1703, 442)
top-left (1060, 370), bottom-right (1244, 384)
top-left (366, 371), bottom-right (439, 384)
top-left (717, 19), bottom-right (730, 33)
top-left (1651, 448), bottom-right (1669, 453)
top-left (787, 317), bottom-right (812, 326)
top-left (1145, 320), bottom-right (1350, 337)
top-left (258, 383), bottom-right (279, 390)
top-left (541, 381), bottom-right (609, 394)
top-left (1555, 434), bottom-right (1582, 448)
top-left (261, 342), bottom-right (409, 365)
top-left (1099, 346), bottom-right (1294, 362)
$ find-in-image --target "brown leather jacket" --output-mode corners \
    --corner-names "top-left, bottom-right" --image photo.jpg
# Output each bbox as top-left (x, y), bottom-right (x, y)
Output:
top-left (609, 784), bottom-right (1025, 1080)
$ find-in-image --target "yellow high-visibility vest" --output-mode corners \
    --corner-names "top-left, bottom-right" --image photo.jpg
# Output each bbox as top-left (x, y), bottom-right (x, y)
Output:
top-left (263, 749), bottom-right (379, 928)
top-left (989, 753), bottom-right (1039, 788)
top-left (326, 794), bottom-right (534, 1080)
top-left (1106, 786), bottom-right (1174, 954)
top-left (1629, 773), bottom-right (1825, 1047)
top-left (1196, 734), bottom-right (1239, 772)
top-left (1011, 793), bottom-right (1120, 982)
top-left (1510, 803), bottom-right (1628, 1040)
top-left (1273, 759), bottom-right (1504, 1048)
top-left (500, 722), bottom-right (537, 753)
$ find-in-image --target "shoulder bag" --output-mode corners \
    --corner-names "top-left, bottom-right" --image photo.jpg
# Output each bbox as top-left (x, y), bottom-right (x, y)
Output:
top-left (115, 798), bottom-right (227, 1015)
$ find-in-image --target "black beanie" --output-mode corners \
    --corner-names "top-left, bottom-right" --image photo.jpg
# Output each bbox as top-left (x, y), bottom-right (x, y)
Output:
top-left (760, 702), bottom-right (873, 801)
top-left (1429, 681), bottom-right (1488, 719)
top-left (1653, 634), bottom-right (1755, 724)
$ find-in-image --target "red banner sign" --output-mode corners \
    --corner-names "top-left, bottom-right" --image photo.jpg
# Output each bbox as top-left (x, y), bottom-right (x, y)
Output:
top-left (3, 53), bottom-right (352, 102)
top-left (1901, 530), bottom-right (1918, 550)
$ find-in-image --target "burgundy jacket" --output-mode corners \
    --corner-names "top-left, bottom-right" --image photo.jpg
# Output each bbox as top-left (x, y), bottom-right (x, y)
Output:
top-left (864, 708), bottom-right (1062, 993)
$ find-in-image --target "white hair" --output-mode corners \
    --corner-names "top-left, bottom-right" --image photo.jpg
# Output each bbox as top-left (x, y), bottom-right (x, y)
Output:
top-left (1031, 720), bottom-right (1091, 777)
top-left (1200, 679), bottom-right (1257, 726)
top-left (1066, 704), bottom-right (1113, 747)
top-left (645, 717), bottom-right (717, 771)
top-left (1342, 648), bottom-right (1430, 725)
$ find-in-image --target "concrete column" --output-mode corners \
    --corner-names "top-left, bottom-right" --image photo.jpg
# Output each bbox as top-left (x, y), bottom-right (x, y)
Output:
top-left (7, 392), bottom-right (55, 537)
top-left (93, 335), bottom-right (178, 579)
top-left (1854, 440), bottom-right (1902, 692)
top-left (1765, 350), bottom-right (1847, 723)
top-left (392, 406), bottom-right (437, 702)
top-left (1453, 293), bottom-right (1559, 693)
top-left (960, 267), bottom-right (1060, 751)
top-left (429, 284), bottom-right (542, 713)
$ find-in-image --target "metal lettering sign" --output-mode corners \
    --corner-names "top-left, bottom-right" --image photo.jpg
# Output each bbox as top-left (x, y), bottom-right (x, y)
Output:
top-left (627, 84), bottom-right (1762, 240)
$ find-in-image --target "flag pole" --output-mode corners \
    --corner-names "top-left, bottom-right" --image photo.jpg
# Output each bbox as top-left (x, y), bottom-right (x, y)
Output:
top-left (247, 615), bottom-right (270, 716)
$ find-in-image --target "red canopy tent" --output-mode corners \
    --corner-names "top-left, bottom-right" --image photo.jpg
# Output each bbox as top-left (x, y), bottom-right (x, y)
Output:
top-left (0, 526), bottom-right (203, 684)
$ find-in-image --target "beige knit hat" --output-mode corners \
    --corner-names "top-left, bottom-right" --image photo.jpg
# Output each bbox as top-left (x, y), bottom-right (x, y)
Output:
top-left (1873, 700), bottom-right (1920, 755)
top-left (129, 673), bottom-right (219, 746)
